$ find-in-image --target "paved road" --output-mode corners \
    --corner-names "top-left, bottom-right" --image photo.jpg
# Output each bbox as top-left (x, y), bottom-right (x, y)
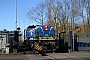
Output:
top-left (0, 53), bottom-right (90, 60)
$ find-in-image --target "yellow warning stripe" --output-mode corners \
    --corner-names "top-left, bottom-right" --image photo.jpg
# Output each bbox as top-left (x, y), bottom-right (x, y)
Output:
top-left (39, 37), bottom-right (55, 40)
top-left (34, 43), bottom-right (42, 51)
top-left (52, 45), bottom-right (59, 51)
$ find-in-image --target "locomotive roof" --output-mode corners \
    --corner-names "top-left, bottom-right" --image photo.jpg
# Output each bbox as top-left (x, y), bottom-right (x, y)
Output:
top-left (27, 25), bottom-right (54, 29)
top-left (27, 25), bottom-right (36, 28)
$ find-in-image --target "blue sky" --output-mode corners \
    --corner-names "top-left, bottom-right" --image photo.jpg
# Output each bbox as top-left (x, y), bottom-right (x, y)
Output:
top-left (0, 0), bottom-right (44, 31)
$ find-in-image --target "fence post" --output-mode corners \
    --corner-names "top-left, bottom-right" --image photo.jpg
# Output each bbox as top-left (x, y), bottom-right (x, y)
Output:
top-left (68, 31), bottom-right (73, 52)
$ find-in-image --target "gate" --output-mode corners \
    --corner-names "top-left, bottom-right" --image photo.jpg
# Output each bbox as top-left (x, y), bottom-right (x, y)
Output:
top-left (57, 32), bottom-right (68, 53)
top-left (58, 32), bottom-right (90, 52)
top-left (77, 34), bottom-right (90, 51)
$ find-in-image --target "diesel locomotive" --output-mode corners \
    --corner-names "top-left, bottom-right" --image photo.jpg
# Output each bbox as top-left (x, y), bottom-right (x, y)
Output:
top-left (24, 25), bottom-right (59, 52)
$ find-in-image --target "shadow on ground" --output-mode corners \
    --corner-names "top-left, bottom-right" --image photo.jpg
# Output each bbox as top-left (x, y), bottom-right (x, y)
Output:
top-left (55, 45), bottom-right (68, 53)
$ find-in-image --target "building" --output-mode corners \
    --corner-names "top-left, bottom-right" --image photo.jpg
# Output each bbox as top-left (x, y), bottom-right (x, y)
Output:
top-left (0, 31), bottom-right (15, 50)
top-left (0, 32), bottom-right (8, 50)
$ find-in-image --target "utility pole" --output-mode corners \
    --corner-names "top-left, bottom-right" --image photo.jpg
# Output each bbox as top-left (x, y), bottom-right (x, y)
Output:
top-left (29, 20), bottom-right (30, 26)
top-left (15, 0), bottom-right (17, 30)
top-left (54, 14), bottom-right (57, 31)
top-left (42, 13), bottom-right (43, 25)
top-left (28, 12), bottom-right (30, 26)
top-left (23, 21), bottom-right (25, 30)
top-left (54, 14), bottom-right (58, 39)
top-left (72, 17), bottom-right (75, 52)
top-left (19, 15), bottom-right (21, 27)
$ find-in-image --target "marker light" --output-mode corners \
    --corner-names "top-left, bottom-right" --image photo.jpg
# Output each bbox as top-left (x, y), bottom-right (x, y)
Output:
top-left (44, 25), bottom-right (48, 30)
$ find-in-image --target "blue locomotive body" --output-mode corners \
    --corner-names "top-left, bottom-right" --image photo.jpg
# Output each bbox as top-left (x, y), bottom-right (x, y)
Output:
top-left (24, 25), bottom-right (58, 52)
top-left (38, 25), bottom-right (54, 37)
top-left (24, 28), bottom-right (36, 40)
top-left (24, 25), bottom-right (55, 40)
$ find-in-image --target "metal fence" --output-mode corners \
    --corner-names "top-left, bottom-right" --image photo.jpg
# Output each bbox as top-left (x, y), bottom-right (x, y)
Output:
top-left (77, 34), bottom-right (90, 51)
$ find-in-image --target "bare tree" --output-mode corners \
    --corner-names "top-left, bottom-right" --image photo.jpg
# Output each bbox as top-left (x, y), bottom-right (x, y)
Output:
top-left (45, 0), bottom-right (62, 31)
top-left (27, 2), bottom-right (46, 25)
top-left (77, 0), bottom-right (86, 33)
top-left (85, 0), bottom-right (90, 27)
top-left (81, 0), bottom-right (90, 33)
top-left (45, 0), bottom-right (53, 25)
top-left (27, 0), bottom-right (89, 34)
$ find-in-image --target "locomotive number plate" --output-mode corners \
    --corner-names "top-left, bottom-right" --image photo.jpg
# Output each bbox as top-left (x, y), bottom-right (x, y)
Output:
top-left (45, 34), bottom-right (48, 36)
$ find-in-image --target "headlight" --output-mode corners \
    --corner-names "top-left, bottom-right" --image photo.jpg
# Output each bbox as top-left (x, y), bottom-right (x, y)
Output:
top-left (31, 44), bottom-right (33, 46)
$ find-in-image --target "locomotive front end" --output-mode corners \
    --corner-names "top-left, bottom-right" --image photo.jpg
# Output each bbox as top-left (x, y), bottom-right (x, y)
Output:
top-left (35, 25), bottom-right (59, 52)
top-left (24, 25), bottom-right (59, 52)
